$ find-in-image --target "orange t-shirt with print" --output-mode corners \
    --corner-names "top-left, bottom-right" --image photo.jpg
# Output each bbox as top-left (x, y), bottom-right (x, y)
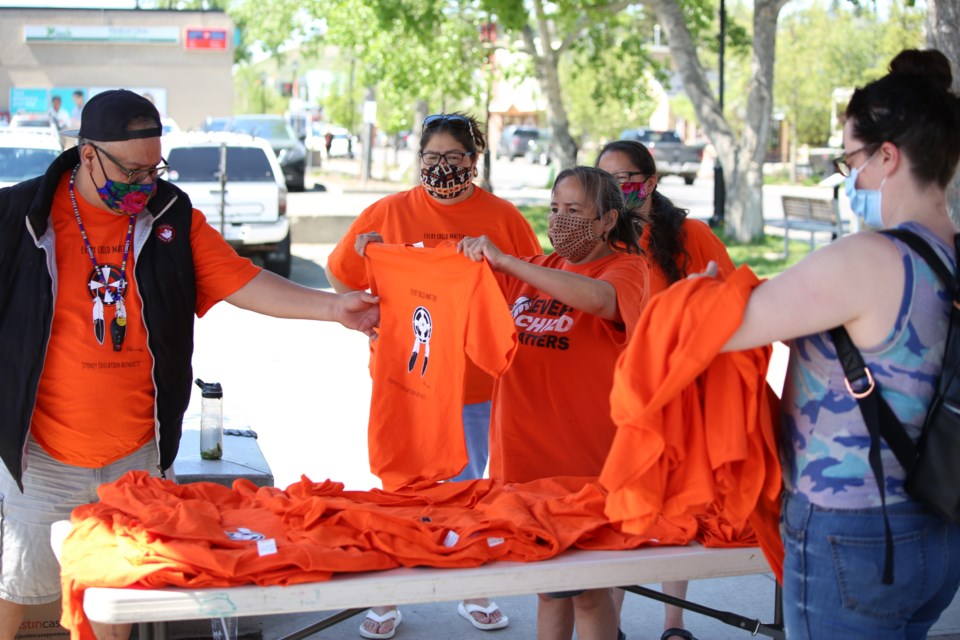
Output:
top-left (644, 218), bottom-right (735, 295)
top-left (327, 185), bottom-right (541, 403)
top-left (363, 242), bottom-right (518, 490)
top-left (489, 251), bottom-right (649, 483)
top-left (31, 173), bottom-right (261, 468)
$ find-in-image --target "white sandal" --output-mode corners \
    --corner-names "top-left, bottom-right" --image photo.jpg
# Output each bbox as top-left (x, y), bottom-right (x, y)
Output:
top-left (457, 600), bottom-right (510, 630)
top-left (359, 608), bottom-right (402, 639)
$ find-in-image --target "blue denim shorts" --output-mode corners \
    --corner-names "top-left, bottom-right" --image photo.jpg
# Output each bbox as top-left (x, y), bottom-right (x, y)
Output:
top-left (781, 491), bottom-right (960, 640)
top-left (0, 436), bottom-right (159, 604)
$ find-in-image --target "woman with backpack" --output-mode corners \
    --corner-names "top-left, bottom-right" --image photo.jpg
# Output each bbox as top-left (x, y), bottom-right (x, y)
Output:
top-left (715, 48), bottom-right (960, 638)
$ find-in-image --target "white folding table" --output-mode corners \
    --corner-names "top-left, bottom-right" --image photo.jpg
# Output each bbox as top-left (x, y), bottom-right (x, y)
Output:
top-left (75, 543), bottom-right (782, 639)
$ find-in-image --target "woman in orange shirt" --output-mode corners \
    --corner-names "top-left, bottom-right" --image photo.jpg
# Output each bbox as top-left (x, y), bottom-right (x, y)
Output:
top-left (459, 166), bottom-right (648, 640)
top-left (596, 139), bottom-right (735, 640)
top-left (327, 113), bottom-right (540, 639)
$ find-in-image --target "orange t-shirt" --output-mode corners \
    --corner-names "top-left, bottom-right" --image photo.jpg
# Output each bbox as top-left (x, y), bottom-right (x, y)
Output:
top-left (327, 185), bottom-right (541, 403)
top-left (364, 242), bottom-right (518, 490)
top-left (644, 218), bottom-right (735, 295)
top-left (489, 251), bottom-right (649, 483)
top-left (31, 174), bottom-right (261, 468)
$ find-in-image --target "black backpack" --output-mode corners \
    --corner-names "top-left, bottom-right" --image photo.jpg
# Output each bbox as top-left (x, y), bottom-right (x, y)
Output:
top-left (829, 228), bottom-right (960, 584)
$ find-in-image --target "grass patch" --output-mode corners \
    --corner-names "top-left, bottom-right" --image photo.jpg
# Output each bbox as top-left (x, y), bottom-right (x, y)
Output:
top-left (519, 203), bottom-right (813, 279)
top-left (519, 204), bottom-right (552, 252)
top-left (719, 230), bottom-right (813, 278)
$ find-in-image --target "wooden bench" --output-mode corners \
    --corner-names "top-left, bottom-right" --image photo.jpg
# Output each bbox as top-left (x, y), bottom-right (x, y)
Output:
top-left (767, 195), bottom-right (849, 257)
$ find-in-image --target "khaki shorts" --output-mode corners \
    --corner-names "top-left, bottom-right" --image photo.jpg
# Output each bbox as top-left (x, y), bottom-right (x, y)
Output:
top-left (0, 436), bottom-right (159, 604)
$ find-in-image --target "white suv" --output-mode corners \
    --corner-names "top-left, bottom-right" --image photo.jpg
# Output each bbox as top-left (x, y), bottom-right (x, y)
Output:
top-left (0, 126), bottom-right (63, 189)
top-left (163, 132), bottom-right (292, 277)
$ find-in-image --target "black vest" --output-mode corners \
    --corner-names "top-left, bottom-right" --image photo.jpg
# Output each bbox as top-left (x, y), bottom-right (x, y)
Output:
top-left (0, 147), bottom-right (197, 489)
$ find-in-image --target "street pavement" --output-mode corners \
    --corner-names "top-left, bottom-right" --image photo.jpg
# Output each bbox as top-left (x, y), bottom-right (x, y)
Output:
top-left (171, 156), bottom-right (960, 639)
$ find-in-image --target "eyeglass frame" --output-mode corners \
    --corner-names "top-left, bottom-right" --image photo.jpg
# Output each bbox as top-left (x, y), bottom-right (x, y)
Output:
top-left (832, 145), bottom-right (873, 178)
top-left (93, 144), bottom-right (170, 184)
top-left (611, 171), bottom-right (648, 185)
top-left (418, 150), bottom-right (476, 167)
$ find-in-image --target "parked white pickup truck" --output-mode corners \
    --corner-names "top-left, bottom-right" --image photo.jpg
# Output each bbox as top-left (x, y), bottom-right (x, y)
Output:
top-left (619, 128), bottom-right (705, 185)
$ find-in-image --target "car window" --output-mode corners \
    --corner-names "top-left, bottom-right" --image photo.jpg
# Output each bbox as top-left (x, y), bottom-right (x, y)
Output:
top-left (0, 147), bottom-right (60, 182)
top-left (230, 119), bottom-right (295, 141)
top-left (167, 147), bottom-right (276, 183)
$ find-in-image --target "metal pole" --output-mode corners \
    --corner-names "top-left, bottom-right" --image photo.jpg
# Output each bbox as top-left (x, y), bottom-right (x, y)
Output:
top-left (710, 0), bottom-right (727, 228)
top-left (218, 142), bottom-right (227, 237)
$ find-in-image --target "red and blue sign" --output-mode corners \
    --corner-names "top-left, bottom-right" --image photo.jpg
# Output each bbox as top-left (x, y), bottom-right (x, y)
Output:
top-left (185, 28), bottom-right (227, 50)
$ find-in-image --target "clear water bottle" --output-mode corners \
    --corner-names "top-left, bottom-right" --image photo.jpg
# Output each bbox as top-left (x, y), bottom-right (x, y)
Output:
top-left (195, 378), bottom-right (223, 460)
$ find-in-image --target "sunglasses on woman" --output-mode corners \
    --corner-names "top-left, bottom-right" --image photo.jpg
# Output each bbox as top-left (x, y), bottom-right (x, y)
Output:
top-left (422, 114), bottom-right (472, 131)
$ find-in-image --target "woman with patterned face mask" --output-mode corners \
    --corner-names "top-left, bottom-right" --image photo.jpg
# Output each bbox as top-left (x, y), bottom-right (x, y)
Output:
top-left (325, 113), bottom-right (542, 639)
top-left (596, 144), bottom-right (735, 640)
top-left (459, 167), bottom-right (649, 640)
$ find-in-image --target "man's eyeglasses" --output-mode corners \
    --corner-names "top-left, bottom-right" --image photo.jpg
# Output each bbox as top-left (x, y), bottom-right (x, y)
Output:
top-left (832, 146), bottom-right (871, 177)
top-left (419, 151), bottom-right (474, 167)
top-left (94, 145), bottom-right (169, 184)
top-left (611, 171), bottom-right (647, 185)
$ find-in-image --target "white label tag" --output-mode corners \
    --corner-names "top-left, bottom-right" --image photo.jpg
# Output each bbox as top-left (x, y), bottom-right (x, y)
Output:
top-left (487, 537), bottom-right (505, 547)
top-left (257, 538), bottom-right (278, 556)
top-left (443, 530), bottom-right (459, 547)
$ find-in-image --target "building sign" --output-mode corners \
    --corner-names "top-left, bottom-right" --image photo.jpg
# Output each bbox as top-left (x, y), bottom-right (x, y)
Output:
top-left (24, 25), bottom-right (179, 44)
top-left (185, 28), bottom-right (228, 50)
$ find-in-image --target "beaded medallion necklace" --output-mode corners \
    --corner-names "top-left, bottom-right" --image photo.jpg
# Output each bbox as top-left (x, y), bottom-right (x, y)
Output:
top-left (68, 164), bottom-right (136, 351)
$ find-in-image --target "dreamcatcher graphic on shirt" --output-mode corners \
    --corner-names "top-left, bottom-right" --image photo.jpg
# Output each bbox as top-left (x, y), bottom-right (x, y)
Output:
top-left (408, 305), bottom-right (433, 376)
top-left (86, 263), bottom-right (128, 348)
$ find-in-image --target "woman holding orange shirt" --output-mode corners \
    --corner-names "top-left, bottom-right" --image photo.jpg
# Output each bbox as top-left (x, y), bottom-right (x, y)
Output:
top-left (459, 166), bottom-right (648, 640)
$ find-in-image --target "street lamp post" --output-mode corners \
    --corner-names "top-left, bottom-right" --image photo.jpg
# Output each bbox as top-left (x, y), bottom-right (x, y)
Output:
top-left (709, 0), bottom-right (727, 228)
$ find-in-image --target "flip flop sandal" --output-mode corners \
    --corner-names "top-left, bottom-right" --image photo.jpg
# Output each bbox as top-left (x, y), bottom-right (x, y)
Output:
top-left (359, 608), bottom-right (402, 639)
top-left (661, 628), bottom-right (698, 640)
top-left (457, 600), bottom-right (510, 630)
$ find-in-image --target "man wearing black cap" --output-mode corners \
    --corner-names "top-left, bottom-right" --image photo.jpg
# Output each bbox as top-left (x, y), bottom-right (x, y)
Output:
top-left (0, 89), bottom-right (379, 639)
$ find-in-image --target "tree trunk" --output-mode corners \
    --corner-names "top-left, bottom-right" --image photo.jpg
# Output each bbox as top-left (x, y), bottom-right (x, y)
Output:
top-left (653, 0), bottom-right (787, 242)
top-left (521, 0), bottom-right (578, 168)
top-left (927, 0), bottom-right (960, 222)
top-left (410, 99), bottom-right (428, 186)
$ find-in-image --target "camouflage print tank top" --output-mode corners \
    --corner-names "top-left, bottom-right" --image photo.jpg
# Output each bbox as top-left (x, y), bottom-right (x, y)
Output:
top-left (782, 222), bottom-right (955, 508)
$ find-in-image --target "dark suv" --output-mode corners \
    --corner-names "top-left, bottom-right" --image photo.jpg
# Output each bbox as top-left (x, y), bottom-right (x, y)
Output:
top-left (205, 115), bottom-right (307, 192)
top-left (497, 125), bottom-right (542, 161)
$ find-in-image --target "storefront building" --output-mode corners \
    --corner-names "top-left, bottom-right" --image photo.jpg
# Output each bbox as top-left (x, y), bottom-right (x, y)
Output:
top-left (0, 7), bottom-right (234, 130)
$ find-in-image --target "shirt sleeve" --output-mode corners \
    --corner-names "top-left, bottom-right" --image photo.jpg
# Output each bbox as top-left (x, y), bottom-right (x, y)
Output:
top-left (326, 204), bottom-right (384, 291)
top-left (597, 256), bottom-right (649, 344)
top-left (464, 259), bottom-right (519, 378)
top-left (684, 219), bottom-right (736, 278)
top-left (190, 208), bottom-right (262, 317)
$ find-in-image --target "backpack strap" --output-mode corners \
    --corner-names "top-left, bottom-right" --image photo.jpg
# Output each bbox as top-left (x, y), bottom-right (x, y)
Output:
top-left (829, 326), bottom-right (911, 585)
top-left (881, 228), bottom-right (957, 295)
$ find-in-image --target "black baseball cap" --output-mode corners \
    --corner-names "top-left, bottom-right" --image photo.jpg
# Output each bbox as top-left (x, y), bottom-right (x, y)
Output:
top-left (62, 89), bottom-right (162, 141)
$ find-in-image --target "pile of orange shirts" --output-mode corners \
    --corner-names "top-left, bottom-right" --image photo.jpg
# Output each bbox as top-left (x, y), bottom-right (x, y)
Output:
top-left (59, 472), bottom-right (693, 639)
top-left (599, 266), bottom-right (784, 579)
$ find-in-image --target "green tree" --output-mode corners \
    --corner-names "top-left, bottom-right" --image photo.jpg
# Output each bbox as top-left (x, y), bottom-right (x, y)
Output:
top-left (234, 0), bottom-right (490, 139)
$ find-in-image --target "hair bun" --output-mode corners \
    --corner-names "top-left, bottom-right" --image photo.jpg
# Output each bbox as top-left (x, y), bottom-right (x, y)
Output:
top-left (888, 48), bottom-right (953, 91)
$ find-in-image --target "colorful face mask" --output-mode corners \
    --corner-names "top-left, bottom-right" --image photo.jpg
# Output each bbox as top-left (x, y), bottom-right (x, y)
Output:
top-left (621, 181), bottom-right (649, 210)
top-left (843, 152), bottom-right (884, 228)
top-left (420, 163), bottom-right (473, 200)
top-left (548, 212), bottom-right (601, 263)
top-left (95, 179), bottom-right (156, 215)
top-left (92, 149), bottom-right (156, 214)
